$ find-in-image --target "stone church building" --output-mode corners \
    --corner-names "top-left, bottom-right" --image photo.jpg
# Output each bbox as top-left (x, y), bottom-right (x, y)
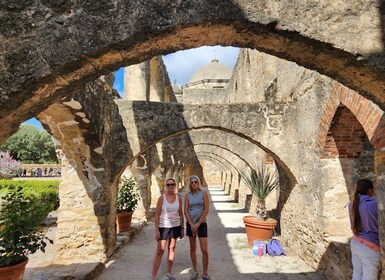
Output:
top-left (1, 1), bottom-right (385, 279)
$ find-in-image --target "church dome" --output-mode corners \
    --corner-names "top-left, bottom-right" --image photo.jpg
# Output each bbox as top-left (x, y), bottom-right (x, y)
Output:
top-left (188, 59), bottom-right (233, 84)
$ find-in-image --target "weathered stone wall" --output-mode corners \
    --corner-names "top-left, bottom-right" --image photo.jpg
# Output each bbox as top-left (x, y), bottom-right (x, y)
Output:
top-left (124, 56), bottom-right (177, 102)
top-left (225, 48), bottom-right (384, 279)
top-left (2, 0), bottom-right (385, 145)
top-left (182, 88), bottom-right (227, 104)
top-left (1, 2), bottom-right (385, 277)
top-left (37, 75), bottom-right (131, 263)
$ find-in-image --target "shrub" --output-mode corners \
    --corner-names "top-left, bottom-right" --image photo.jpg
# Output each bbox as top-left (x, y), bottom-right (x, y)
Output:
top-left (117, 176), bottom-right (140, 213)
top-left (0, 180), bottom-right (60, 214)
top-left (0, 187), bottom-right (53, 267)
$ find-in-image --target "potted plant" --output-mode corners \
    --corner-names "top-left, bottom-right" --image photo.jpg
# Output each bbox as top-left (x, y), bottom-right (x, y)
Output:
top-left (0, 187), bottom-right (52, 280)
top-left (240, 165), bottom-right (279, 247)
top-left (116, 176), bottom-right (141, 233)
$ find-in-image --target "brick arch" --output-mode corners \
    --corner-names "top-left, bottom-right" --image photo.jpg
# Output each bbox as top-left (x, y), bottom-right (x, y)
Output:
top-left (2, 2), bottom-right (385, 142)
top-left (317, 82), bottom-right (385, 157)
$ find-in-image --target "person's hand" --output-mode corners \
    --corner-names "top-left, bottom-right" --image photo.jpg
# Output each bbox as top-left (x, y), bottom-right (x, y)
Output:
top-left (155, 230), bottom-right (160, 241)
top-left (192, 222), bottom-right (200, 235)
top-left (180, 228), bottom-right (185, 239)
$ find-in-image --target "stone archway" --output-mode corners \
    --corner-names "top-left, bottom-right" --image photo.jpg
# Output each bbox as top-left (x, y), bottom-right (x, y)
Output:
top-left (2, 1), bottom-right (385, 142)
top-left (2, 3), bottom-right (385, 277)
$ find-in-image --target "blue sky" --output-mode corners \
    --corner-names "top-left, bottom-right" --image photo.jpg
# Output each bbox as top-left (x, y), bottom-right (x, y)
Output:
top-left (26, 46), bottom-right (239, 129)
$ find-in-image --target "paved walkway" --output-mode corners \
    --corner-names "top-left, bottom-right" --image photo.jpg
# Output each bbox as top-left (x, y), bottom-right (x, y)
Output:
top-left (95, 186), bottom-right (325, 280)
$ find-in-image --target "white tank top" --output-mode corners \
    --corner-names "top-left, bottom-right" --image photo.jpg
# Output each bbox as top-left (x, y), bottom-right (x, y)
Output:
top-left (160, 194), bottom-right (180, 228)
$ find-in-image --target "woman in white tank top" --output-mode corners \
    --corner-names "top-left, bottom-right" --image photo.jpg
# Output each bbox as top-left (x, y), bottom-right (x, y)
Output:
top-left (151, 178), bottom-right (184, 280)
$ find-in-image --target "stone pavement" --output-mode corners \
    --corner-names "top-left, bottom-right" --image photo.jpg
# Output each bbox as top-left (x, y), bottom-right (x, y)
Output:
top-left (24, 186), bottom-right (326, 279)
top-left (96, 186), bottom-right (326, 280)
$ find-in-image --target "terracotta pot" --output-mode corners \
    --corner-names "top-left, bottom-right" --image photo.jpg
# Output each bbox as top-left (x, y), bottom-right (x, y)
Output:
top-left (116, 212), bottom-right (134, 233)
top-left (0, 258), bottom-right (28, 280)
top-left (243, 215), bottom-right (277, 247)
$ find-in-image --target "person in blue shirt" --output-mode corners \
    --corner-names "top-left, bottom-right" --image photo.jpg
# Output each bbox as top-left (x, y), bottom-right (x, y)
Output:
top-left (184, 175), bottom-right (210, 280)
top-left (349, 178), bottom-right (380, 280)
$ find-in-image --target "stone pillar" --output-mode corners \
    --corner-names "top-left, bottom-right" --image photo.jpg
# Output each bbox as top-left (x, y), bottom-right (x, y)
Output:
top-left (55, 159), bottom-right (116, 264)
top-left (124, 61), bottom-right (150, 100)
top-left (374, 150), bottom-right (385, 277)
top-left (130, 155), bottom-right (152, 220)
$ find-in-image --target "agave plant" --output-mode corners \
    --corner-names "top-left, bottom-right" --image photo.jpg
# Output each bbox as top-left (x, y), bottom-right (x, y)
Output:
top-left (240, 165), bottom-right (279, 220)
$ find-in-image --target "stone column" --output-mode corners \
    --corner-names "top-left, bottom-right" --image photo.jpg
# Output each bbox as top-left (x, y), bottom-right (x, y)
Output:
top-left (374, 150), bottom-right (385, 277)
top-left (130, 156), bottom-right (152, 220)
top-left (55, 158), bottom-right (117, 264)
top-left (124, 61), bottom-right (150, 100)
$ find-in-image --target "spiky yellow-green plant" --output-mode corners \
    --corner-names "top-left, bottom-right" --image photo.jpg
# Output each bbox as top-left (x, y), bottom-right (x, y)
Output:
top-left (240, 165), bottom-right (279, 220)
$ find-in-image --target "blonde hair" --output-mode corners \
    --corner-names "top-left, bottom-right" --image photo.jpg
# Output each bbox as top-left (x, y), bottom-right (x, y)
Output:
top-left (188, 175), bottom-right (201, 192)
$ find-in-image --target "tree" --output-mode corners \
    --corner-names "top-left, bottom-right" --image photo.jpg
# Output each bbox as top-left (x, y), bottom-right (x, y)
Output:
top-left (0, 150), bottom-right (21, 179)
top-left (0, 124), bottom-right (58, 163)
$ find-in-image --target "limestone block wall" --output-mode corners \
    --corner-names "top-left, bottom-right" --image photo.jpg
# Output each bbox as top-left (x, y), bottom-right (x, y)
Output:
top-left (37, 76), bottom-right (132, 263)
top-left (124, 56), bottom-right (177, 102)
top-left (182, 88), bottom-right (227, 104)
top-left (226, 49), bottom-right (384, 278)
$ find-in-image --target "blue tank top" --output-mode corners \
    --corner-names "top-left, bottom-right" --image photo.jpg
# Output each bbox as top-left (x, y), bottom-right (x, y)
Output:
top-left (188, 191), bottom-right (206, 224)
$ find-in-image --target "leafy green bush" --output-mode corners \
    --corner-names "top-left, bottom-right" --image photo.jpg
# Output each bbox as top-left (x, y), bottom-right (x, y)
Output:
top-left (0, 187), bottom-right (53, 267)
top-left (0, 180), bottom-right (60, 214)
top-left (117, 176), bottom-right (140, 213)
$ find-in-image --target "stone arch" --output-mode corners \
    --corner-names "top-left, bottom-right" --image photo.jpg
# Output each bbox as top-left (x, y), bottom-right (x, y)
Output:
top-left (124, 102), bottom-right (297, 186)
top-left (130, 124), bottom-right (295, 221)
top-left (317, 83), bottom-right (384, 156)
top-left (2, 2), bottom-right (385, 142)
top-left (314, 83), bottom-right (380, 275)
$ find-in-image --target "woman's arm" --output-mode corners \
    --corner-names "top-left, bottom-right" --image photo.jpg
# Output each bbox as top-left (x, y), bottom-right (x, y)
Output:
top-left (184, 194), bottom-right (193, 226)
top-left (178, 196), bottom-right (185, 238)
top-left (197, 191), bottom-right (210, 224)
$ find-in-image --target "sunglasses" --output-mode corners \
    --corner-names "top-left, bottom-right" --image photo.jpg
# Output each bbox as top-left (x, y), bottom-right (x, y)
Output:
top-left (166, 183), bottom-right (175, 187)
top-left (191, 181), bottom-right (198, 184)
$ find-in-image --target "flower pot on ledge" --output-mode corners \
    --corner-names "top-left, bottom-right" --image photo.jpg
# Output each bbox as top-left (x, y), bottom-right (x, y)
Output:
top-left (0, 258), bottom-right (28, 280)
top-left (243, 215), bottom-right (277, 247)
top-left (116, 211), bottom-right (134, 233)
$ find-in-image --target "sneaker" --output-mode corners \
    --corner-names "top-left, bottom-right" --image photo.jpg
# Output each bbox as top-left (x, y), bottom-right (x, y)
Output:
top-left (202, 275), bottom-right (211, 280)
top-left (165, 272), bottom-right (176, 280)
top-left (191, 272), bottom-right (199, 280)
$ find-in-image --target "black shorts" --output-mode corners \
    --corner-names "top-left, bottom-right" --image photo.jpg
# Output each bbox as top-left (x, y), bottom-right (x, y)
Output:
top-left (186, 222), bottom-right (208, 237)
top-left (159, 226), bottom-right (182, 240)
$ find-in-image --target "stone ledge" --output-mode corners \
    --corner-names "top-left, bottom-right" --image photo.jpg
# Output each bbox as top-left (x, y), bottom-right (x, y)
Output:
top-left (116, 220), bottom-right (147, 250)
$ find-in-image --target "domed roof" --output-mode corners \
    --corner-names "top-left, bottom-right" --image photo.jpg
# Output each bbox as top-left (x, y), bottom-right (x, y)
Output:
top-left (188, 59), bottom-right (233, 84)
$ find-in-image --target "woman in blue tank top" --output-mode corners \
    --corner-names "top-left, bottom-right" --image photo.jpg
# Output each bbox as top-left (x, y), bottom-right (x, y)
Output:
top-left (184, 175), bottom-right (210, 280)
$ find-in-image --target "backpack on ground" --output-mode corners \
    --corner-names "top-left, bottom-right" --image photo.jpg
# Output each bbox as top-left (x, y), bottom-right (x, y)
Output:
top-left (267, 238), bottom-right (286, 256)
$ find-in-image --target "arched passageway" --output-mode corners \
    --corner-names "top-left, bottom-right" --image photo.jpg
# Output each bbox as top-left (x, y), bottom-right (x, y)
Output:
top-left (3, 3), bottom-right (385, 278)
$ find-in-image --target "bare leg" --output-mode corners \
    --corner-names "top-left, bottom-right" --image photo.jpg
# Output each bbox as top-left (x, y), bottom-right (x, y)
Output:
top-left (189, 235), bottom-right (198, 272)
top-left (152, 239), bottom-right (167, 278)
top-left (199, 237), bottom-right (209, 275)
top-left (167, 238), bottom-right (177, 273)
